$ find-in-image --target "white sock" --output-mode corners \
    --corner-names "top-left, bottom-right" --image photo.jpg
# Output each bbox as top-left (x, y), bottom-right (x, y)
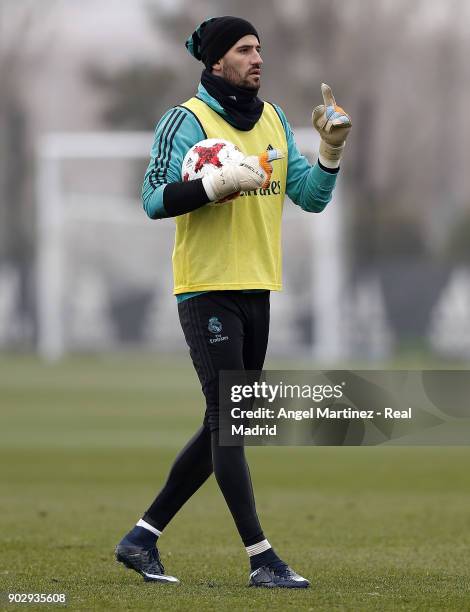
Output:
top-left (245, 539), bottom-right (271, 556)
top-left (136, 518), bottom-right (162, 537)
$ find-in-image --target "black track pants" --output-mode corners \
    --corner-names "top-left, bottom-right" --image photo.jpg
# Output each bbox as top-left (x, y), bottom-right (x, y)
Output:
top-left (144, 291), bottom-right (270, 546)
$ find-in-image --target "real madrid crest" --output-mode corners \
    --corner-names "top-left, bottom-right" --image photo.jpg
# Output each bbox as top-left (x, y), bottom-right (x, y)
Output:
top-left (208, 316), bottom-right (222, 334)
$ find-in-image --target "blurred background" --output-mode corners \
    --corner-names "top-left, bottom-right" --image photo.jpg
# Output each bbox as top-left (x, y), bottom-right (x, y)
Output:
top-left (0, 0), bottom-right (469, 363)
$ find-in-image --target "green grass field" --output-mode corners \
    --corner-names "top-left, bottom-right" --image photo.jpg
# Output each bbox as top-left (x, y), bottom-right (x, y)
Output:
top-left (1, 354), bottom-right (470, 611)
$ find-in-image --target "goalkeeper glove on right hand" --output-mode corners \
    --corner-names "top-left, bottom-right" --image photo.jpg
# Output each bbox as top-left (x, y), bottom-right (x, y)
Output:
top-left (202, 149), bottom-right (284, 203)
top-left (312, 83), bottom-right (352, 168)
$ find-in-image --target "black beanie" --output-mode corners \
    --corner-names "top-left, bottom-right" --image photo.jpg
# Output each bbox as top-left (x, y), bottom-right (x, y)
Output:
top-left (185, 16), bottom-right (260, 68)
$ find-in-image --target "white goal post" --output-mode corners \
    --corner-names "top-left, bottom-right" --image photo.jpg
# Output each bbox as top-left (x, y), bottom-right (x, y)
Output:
top-left (36, 129), bottom-right (347, 362)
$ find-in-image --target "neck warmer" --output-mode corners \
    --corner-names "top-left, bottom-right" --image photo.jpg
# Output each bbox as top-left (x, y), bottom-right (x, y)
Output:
top-left (200, 69), bottom-right (264, 132)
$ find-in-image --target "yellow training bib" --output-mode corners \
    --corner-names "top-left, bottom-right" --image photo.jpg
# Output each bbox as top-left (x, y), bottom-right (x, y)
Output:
top-left (173, 98), bottom-right (287, 294)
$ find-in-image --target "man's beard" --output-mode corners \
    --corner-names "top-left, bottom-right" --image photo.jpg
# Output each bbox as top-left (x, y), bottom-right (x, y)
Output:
top-left (221, 63), bottom-right (260, 93)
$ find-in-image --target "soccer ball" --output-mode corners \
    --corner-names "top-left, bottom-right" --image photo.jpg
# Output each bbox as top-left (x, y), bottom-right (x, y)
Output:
top-left (181, 138), bottom-right (244, 204)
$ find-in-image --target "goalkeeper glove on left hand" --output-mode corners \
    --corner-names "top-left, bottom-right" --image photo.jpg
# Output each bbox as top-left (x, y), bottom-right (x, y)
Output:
top-left (312, 83), bottom-right (352, 169)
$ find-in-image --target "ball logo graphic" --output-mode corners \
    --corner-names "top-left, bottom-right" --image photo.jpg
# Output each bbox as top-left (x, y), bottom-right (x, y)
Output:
top-left (208, 317), bottom-right (223, 334)
top-left (192, 142), bottom-right (225, 174)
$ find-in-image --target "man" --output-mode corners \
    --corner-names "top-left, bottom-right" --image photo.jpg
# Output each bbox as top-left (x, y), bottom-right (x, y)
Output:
top-left (115, 16), bottom-right (351, 588)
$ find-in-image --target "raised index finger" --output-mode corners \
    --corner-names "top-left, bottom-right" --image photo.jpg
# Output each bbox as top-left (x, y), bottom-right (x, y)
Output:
top-left (321, 83), bottom-right (336, 107)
